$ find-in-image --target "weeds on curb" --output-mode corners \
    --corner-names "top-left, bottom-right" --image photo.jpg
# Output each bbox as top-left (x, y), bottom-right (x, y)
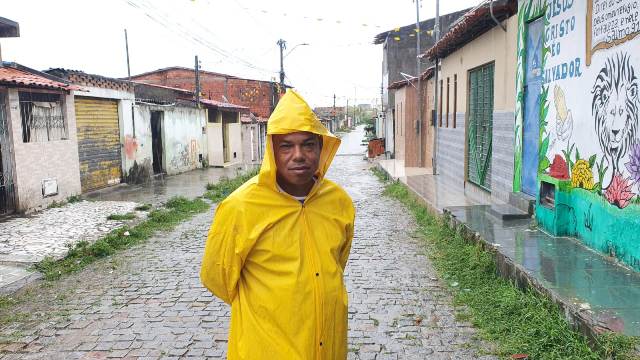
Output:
top-left (34, 196), bottom-right (209, 281)
top-left (134, 204), bottom-right (152, 211)
top-left (47, 195), bottom-right (82, 209)
top-left (204, 169), bottom-right (258, 203)
top-left (376, 174), bottom-right (639, 359)
top-left (106, 213), bottom-right (136, 221)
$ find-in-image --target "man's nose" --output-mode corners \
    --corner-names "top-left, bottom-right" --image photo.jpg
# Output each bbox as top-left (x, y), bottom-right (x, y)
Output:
top-left (292, 145), bottom-right (305, 161)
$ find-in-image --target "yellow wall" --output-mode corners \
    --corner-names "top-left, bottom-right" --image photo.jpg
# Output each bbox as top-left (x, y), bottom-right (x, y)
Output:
top-left (440, 15), bottom-right (518, 113)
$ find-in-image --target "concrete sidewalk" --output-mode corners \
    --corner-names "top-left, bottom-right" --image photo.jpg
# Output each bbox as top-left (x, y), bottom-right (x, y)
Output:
top-left (377, 160), bottom-right (640, 339)
top-left (0, 165), bottom-right (244, 295)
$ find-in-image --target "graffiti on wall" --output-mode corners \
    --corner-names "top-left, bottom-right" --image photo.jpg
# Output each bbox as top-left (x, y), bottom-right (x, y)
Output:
top-left (170, 140), bottom-right (200, 169)
top-left (124, 135), bottom-right (138, 160)
top-left (586, 0), bottom-right (640, 65)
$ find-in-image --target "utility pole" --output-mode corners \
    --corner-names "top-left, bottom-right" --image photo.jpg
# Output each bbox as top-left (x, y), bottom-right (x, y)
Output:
top-left (277, 39), bottom-right (286, 90)
top-left (195, 55), bottom-right (201, 108)
top-left (346, 99), bottom-right (349, 130)
top-left (333, 94), bottom-right (336, 131)
top-left (415, 0), bottom-right (423, 167)
top-left (124, 29), bottom-right (135, 138)
top-left (124, 29), bottom-right (131, 81)
top-left (432, 0), bottom-right (440, 175)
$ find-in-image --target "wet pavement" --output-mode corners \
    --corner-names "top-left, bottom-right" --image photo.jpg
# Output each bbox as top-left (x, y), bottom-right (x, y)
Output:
top-left (336, 125), bottom-right (368, 156)
top-left (0, 125), bottom-right (497, 359)
top-left (447, 206), bottom-right (640, 336)
top-left (84, 166), bottom-right (247, 207)
top-left (377, 161), bottom-right (493, 212)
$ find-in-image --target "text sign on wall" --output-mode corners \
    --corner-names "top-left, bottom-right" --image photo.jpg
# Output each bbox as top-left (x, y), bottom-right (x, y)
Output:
top-left (587, 0), bottom-right (640, 65)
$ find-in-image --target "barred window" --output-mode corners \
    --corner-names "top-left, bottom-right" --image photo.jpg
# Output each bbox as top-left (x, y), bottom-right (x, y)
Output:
top-left (20, 92), bottom-right (67, 142)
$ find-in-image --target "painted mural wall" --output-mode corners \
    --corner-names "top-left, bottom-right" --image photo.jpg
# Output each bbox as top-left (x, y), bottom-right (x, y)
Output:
top-left (515, 0), bottom-right (640, 270)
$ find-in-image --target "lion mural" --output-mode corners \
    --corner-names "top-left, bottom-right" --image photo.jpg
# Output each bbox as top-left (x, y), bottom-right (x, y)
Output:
top-left (591, 52), bottom-right (640, 188)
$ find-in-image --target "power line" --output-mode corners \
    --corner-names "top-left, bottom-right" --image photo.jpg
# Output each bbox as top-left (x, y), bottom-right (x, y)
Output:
top-left (124, 0), bottom-right (277, 77)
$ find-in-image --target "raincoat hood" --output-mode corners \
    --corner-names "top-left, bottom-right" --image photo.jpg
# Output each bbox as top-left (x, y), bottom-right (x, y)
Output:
top-left (259, 89), bottom-right (341, 190)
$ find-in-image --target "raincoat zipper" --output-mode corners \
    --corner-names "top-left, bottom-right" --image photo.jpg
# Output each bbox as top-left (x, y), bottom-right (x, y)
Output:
top-left (301, 201), bottom-right (325, 359)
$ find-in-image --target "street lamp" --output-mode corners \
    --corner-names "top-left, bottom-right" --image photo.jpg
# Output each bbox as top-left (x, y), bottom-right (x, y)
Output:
top-left (277, 39), bottom-right (309, 89)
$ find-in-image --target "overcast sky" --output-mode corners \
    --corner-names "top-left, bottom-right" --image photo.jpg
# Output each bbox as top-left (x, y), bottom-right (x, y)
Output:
top-left (2, 0), bottom-right (479, 107)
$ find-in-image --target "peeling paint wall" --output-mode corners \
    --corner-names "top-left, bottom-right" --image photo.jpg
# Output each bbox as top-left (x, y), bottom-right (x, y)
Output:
top-left (123, 103), bottom-right (207, 180)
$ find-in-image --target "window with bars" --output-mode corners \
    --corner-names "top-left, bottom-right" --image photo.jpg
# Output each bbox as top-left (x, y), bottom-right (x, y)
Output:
top-left (20, 92), bottom-right (67, 142)
top-left (466, 63), bottom-right (494, 190)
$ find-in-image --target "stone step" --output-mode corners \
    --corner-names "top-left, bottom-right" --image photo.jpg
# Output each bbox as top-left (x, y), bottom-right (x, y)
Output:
top-left (487, 203), bottom-right (531, 220)
top-left (508, 192), bottom-right (536, 215)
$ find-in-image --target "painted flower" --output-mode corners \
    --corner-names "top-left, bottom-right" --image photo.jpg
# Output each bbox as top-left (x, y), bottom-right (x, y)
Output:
top-left (604, 173), bottom-right (635, 209)
top-left (625, 143), bottom-right (640, 184)
top-left (549, 154), bottom-right (569, 180)
top-left (571, 160), bottom-right (595, 190)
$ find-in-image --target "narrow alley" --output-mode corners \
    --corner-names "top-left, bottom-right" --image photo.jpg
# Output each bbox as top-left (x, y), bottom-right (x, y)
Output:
top-left (0, 128), bottom-right (495, 359)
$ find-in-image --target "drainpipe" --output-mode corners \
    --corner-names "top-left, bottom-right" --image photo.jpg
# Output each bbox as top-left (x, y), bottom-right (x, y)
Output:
top-left (490, 0), bottom-right (507, 32)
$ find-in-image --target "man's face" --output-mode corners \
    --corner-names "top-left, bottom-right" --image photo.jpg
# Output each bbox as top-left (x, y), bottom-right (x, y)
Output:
top-left (272, 131), bottom-right (321, 189)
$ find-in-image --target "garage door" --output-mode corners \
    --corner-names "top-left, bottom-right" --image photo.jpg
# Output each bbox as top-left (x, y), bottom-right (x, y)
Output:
top-left (75, 97), bottom-right (122, 192)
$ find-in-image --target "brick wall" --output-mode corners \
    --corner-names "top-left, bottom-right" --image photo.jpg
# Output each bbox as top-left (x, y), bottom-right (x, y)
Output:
top-left (7, 89), bottom-right (82, 212)
top-left (132, 68), bottom-right (278, 119)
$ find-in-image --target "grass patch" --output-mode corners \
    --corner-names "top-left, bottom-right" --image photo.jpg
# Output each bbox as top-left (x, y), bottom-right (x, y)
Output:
top-left (67, 195), bottom-right (82, 203)
top-left (106, 213), bottom-right (136, 221)
top-left (379, 179), bottom-right (639, 359)
top-left (370, 166), bottom-right (390, 182)
top-left (47, 195), bottom-right (82, 209)
top-left (204, 169), bottom-right (258, 202)
top-left (34, 196), bottom-right (209, 281)
top-left (134, 204), bottom-right (152, 211)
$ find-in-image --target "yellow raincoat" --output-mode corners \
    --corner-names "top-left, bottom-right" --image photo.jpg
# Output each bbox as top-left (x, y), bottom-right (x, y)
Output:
top-left (201, 89), bottom-right (355, 360)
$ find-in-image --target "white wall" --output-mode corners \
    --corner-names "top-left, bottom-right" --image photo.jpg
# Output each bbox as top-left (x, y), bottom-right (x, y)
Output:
top-left (207, 123), bottom-right (224, 166)
top-left (229, 122), bottom-right (242, 164)
top-left (123, 104), bottom-right (206, 178)
top-left (163, 106), bottom-right (207, 175)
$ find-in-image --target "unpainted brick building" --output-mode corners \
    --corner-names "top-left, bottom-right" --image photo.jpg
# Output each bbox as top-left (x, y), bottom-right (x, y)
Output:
top-left (130, 67), bottom-right (282, 120)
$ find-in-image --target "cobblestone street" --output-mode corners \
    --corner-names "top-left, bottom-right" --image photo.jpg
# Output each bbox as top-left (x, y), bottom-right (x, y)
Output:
top-left (0, 131), bottom-right (495, 359)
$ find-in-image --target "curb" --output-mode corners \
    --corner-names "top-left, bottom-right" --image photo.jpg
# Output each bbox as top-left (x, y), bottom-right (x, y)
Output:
top-left (374, 162), bottom-right (638, 355)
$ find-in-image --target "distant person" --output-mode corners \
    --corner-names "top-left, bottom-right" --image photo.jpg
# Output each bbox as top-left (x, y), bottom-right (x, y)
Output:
top-left (201, 89), bottom-right (355, 359)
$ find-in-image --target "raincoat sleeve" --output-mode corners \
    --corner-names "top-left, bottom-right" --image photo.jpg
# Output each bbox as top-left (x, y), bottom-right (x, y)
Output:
top-left (339, 206), bottom-right (355, 270)
top-left (200, 201), bottom-right (245, 305)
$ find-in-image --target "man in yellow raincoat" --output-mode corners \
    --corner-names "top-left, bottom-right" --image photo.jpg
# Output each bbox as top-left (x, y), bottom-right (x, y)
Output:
top-left (201, 89), bottom-right (355, 359)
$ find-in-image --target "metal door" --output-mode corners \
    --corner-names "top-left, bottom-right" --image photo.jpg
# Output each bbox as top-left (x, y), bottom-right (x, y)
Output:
top-left (75, 97), bottom-right (122, 192)
top-left (0, 93), bottom-right (16, 215)
top-left (522, 17), bottom-right (544, 196)
top-left (467, 63), bottom-right (494, 190)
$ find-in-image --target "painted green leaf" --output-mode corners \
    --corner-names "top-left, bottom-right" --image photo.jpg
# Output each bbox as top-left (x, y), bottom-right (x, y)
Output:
top-left (539, 137), bottom-right (549, 158)
top-left (539, 157), bottom-right (551, 173)
top-left (589, 154), bottom-right (597, 168)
